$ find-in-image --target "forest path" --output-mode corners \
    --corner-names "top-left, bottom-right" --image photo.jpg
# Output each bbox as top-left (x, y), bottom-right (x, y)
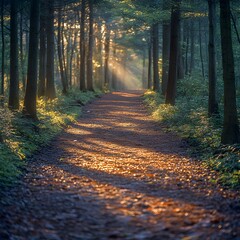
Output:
top-left (0, 91), bottom-right (239, 239)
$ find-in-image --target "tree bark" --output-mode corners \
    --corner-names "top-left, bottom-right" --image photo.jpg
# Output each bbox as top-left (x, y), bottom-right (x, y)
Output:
top-left (162, 22), bottom-right (170, 95)
top-left (104, 24), bottom-right (110, 88)
top-left (152, 23), bottom-right (160, 92)
top-left (80, 0), bottom-right (86, 91)
top-left (199, 19), bottom-right (205, 80)
top-left (87, 0), bottom-right (94, 91)
top-left (46, 0), bottom-right (56, 99)
top-left (20, 1), bottom-right (26, 91)
top-left (219, 0), bottom-right (240, 144)
top-left (1, 0), bottom-right (4, 102)
top-left (189, 20), bottom-right (195, 74)
top-left (57, 4), bottom-right (68, 94)
top-left (9, 0), bottom-right (19, 110)
top-left (38, 1), bottom-right (47, 97)
top-left (23, 0), bottom-right (40, 119)
top-left (208, 0), bottom-right (218, 116)
top-left (165, 0), bottom-right (181, 105)
top-left (142, 48), bottom-right (146, 89)
top-left (147, 38), bottom-right (152, 90)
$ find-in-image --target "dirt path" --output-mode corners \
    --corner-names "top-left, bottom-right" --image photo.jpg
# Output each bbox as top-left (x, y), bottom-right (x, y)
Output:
top-left (0, 92), bottom-right (239, 240)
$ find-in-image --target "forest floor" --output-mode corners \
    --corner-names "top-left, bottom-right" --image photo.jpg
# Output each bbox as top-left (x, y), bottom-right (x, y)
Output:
top-left (0, 91), bottom-right (239, 240)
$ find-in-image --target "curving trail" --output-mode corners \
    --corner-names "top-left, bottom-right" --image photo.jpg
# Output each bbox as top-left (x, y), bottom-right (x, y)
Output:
top-left (0, 92), bottom-right (239, 239)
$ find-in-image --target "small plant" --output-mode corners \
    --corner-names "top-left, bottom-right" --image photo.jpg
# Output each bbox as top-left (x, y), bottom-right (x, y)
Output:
top-left (143, 76), bottom-right (240, 189)
top-left (0, 89), bottom-right (101, 188)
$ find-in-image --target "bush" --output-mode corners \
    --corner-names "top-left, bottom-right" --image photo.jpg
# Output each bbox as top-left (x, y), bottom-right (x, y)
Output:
top-left (0, 89), bottom-right (101, 188)
top-left (144, 77), bottom-right (240, 189)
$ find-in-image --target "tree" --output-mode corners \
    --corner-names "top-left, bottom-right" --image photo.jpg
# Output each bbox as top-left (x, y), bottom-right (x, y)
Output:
top-left (147, 35), bottom-right (152, 89)
top-left (87, 0), bottom-right (94, 91)
top-left (38, 1), bottom-right (47, 97)
top-left (1, 0), bottom-right (5, 103)
top-left (23, 0), bottom-right (40, 119)
top-left (45, 0), bottom-right (56, 99)
top-left (165, 0), bottom-right (181, 105)
top-left (8, 0), bottom-right (19, 110)
top-left (161, 0), bottom-right (170, 95)
top-left (219, 0), bottom-right (240, 144)
top-left (104, 23), bottom-right (110, 88)
top-left (208, 0), bottom-right (218, 116)
top-left (80, 0), bottom-right (86, 91)
top-left (57, 2), bottom-right (68, 94)
top-left (152, 23), bottom-right (160, 92)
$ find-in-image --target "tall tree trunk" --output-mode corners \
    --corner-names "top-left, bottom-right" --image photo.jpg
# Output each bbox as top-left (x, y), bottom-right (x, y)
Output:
top-left (177, 24), bottom-right (184, 80)
top-left (208, 0), bottom-right (218, 116)
top-left (111, 43), bottom-right (117, 90)
top-left (38, 1), bottom-right (47, 97)
top-left (142, 48), bottom-right (146, 89)
top-left (147, 38), bottom-right (152, 90)
top-left (1, 0), bottom-right (4, 102)
top-left (46, 0), bottom-right (56, 99)
top-left (189, 20), bottom-right (195, 74)
top-left (219, 0), bottom-right (240, 144)
top-left (87, 0), bottom-right (94, 91)
top-left (69, 29), bottom-right (77, 87)
top-left (184, 20), bottom-right (190, 75)
top-left (9, 0), bottom-right (19, 110)
top-left (61, 14), bottom-right (68, 89)
top-left (165, 0), bottom-right (181, 105)
top-left (95, 22), bottom-right (103, 89)
top-left (152, 23), bottom-right (160, 92)
top-left (162, 22), bottom-right (170, 95)
top-left (20, 1), bottom-right (26, 91)
top-left (80, 0), bottom-right (86, 91)
top-left (57, 4), bottom-right (68, 94)
top-left (199, 19), bottom-right (205, 80)
top-left (23, 0), bottom-right (40, 119)
top-left (104, 25), bottom-right (110, 88)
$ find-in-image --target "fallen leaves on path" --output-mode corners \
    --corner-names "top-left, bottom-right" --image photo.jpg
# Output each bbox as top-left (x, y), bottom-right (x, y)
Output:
top-left (0, 92), bottom-right (239, 240)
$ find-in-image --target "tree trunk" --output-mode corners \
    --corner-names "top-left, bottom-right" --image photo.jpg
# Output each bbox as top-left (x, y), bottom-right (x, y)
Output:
top-left (46, 0), bottom-right (56, 99)
top-left (57, 4), bottom-right (68, 94)
top-left (219, 0), bottom-right (240, 144)
top-left (142, 48), bottom-right (146, 89)
top-left (1, 0), bottom-right (4, 102)
top-left (9, 0), bottom-right (19, 110)
top-left (162, 22), bottom-right (170, 95)
top-left (87, 0), bottom-right (94, 91)
top-left (147, 38), bottom-right (152, 90)
top-left (199, 19), bottom-right (205, 80)
top-left (104, 25), bottom-right (110, 88)
top-left (208, 0), bottom-right (218, 116)
top-left (165, 0), bottom-right (181, 105)
top-left (152, 23), bottom-right (160, 92)
top-left (95, 22), bottom-right (103, 89)
top-left (184, 20), bottom-right (190, 75)
top-left (111, 44), bottom-right (117, 90)
top-left (38, 1), bottom-right (47, 97)
top-left (23, 0), bottom-right (40, 119)
top-left (177, 24), bottom-right (184, 80)
top-left (189, 21), bottom-right (195, 74)
top-left (80, 0), bottom-right (86, 91)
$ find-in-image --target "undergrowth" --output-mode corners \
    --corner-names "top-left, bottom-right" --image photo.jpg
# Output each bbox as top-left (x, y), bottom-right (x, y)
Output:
top-left (0, 89), bottom-right (101, 188)
top-left (144, 77), bottom-right (240, 189)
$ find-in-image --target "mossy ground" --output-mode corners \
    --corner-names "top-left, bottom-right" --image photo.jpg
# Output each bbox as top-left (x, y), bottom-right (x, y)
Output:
top-left (0, 89), bottom-right (102, 188)
top-left (143, 78), bottom-right (240, 189)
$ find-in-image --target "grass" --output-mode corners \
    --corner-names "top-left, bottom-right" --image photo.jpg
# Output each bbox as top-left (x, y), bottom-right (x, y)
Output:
top-left (143, 77), bottom-right (240, 189)
top-left (0, 89), bottom-right (102, 188)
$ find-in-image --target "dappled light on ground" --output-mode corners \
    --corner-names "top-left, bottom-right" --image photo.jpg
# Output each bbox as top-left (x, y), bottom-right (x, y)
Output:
top-left (0, 92), bottom-right (239, 239)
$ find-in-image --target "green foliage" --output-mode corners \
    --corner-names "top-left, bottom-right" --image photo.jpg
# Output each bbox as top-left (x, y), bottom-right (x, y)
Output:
top-left (144, 76), bottom-right (239, 189)
top-left (0, 89), bottom-right (101, 188)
